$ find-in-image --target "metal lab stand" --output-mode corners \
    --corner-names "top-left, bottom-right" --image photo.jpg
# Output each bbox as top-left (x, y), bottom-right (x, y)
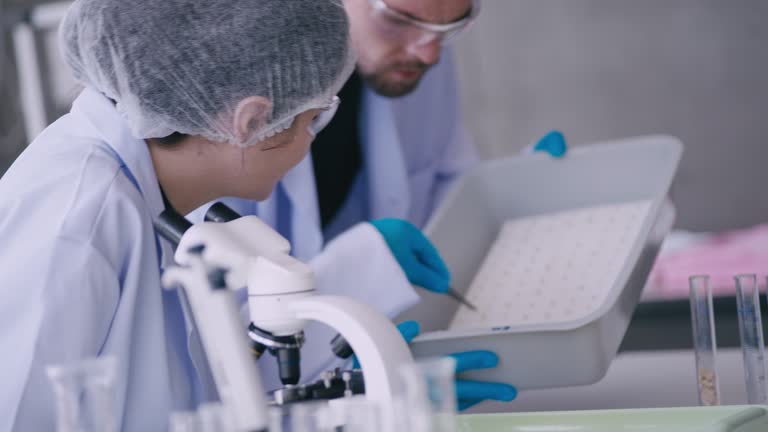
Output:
top-left (3, 0), bottom-right (75, 141)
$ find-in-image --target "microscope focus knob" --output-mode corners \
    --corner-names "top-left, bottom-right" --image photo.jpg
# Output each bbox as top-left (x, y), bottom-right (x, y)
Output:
top-left (330, 333), bottom-right (354, 359)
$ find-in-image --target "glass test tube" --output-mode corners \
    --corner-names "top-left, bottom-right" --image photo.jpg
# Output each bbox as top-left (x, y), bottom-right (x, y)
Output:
top-left (689, 275), bottom-right (721, 406)
top-left (46, 356), bottom-right (117, 432)
top-left (735, 275), bottom-right (768, 404)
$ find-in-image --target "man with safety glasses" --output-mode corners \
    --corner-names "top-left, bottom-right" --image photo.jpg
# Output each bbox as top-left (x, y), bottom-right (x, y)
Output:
top-left (311, 0), bottom-right (523, 412)
top-left (307, 0), bottom-right (485, 240)
top-left (199, 0), bottom-right (564, 410)
top-left (346, 0), bottom-right (479, 97)
top-left (313, 0), bottom-right (530, 412)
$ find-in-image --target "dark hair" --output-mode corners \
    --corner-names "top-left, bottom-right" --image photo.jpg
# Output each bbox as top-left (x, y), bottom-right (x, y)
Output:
top-left (156, 132), bottom-right (189, 147)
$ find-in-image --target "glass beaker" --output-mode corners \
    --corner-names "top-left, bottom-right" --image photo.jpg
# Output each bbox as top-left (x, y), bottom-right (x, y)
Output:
top-left (328, 395), bottom-right (382, 432)
top-left (289, 401), bottom-right (335, 432)
top-left (46, 356), bottom-right (118, 432)
top-left (399, 357), bottom-right (457, 432)
top-left (197, 402), bottom-right (234, 432)
top-left (267, 405), bottom-right (287, 432)
top-left (169, 411), bottom-right (201, 432)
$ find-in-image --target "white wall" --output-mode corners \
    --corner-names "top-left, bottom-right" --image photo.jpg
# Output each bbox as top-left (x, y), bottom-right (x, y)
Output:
top-left (453, 0), bottom-right (768, 231)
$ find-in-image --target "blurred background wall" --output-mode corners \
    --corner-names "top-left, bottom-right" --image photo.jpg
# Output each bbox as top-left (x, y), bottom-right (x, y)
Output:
top-left (453, 0), bottom-right (768, 231)
top-left (2, 0), bottom-right (767, 231)
top-left (0, 0), bottom-right (27, 174)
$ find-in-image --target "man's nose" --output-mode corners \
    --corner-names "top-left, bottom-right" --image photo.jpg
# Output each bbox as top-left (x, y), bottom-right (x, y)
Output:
top-left (406, 37), bottom-right (442, 66)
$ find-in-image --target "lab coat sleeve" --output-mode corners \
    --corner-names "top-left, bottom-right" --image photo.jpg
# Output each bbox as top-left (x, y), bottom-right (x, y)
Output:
top-left (310, 222), bottom-right (420, 310)
top-left (255, 223), bottom-right (421, 390)
top-left (2, 236), bottom-right (120, 432)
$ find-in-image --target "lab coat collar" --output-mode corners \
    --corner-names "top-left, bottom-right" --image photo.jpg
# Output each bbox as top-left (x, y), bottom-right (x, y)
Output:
top-left (361, 88), bottom-right (410, 220)
top-left (278, 155), bottom-right (324, 260)
top-left (71, 89), bottom-right (175, 269)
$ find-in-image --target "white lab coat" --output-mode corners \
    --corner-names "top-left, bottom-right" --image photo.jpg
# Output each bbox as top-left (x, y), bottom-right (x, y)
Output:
top-left (191, 51), bottom-right (478, 390)
top-left (0, 78), bottom-right (461, 428)
top-left (0, 89), bottom-right (211, 431)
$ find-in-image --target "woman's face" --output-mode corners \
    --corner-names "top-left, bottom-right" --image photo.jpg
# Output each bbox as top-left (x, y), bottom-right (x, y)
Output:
top-left (224, 109), bottom-right (323, 200)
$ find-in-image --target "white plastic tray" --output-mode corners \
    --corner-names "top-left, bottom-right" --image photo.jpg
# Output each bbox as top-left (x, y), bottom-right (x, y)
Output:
top-left (403, 135), bottom-right (683, 390)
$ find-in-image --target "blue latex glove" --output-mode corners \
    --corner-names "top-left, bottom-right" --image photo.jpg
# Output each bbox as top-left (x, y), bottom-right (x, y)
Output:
top-left (532, 130), bottom-right (567, 158)
top-left (396, 321), bottom-right (517, 411)
top-left (452, 351), bottom-right (517, 410)
top-left (370, 218), bottom-right (450, 294)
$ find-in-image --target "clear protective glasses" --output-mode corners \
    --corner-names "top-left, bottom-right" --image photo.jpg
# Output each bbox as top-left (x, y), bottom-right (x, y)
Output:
top-left (307, 96), bottom-right (340, 137)
top-left (367, 0), bottom-right (479, 48)
top-left (255, 96), bottom-right (340, 143)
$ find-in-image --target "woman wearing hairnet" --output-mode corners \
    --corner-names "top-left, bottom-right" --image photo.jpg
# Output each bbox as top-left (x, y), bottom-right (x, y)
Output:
top-left (0, 0), bottom-right (354, 429)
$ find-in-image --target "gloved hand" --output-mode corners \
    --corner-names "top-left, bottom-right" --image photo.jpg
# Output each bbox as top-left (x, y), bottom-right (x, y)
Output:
top-left (530, 129), bottom-right (567, 158)
top-left (370, 218), bottom-right (450, 294)
top-left (396, 321), bottom-right (517, 411)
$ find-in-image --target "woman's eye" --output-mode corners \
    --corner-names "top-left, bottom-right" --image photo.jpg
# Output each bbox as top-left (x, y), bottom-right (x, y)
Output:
top-left (385, 15), bottom-right (410, 28)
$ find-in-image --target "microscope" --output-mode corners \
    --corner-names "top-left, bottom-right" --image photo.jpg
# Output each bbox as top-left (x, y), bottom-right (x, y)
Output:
top-left (156, 203), bottom-right (415, 432)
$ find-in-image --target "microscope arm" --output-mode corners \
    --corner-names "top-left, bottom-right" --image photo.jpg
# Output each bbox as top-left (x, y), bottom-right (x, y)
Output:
top-left (162, 259), bottom-right (270, 432)
top-left (160, 204), bottom-right (418, 432)
top-left (287, 296), bottom-right (414, 414)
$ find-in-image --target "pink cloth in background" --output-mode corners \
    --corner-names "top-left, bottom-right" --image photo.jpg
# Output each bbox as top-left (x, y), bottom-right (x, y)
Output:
top-left (647, 224), bottom-right (768, 300)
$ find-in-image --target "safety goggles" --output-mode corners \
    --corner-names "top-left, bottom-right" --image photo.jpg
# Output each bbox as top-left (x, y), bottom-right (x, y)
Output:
top-left (367, 0), bottom-right (479, 48)
top-left (307, 96), bottom-right (340, 137)
top-left (253, 96), bottom-right (340, 144)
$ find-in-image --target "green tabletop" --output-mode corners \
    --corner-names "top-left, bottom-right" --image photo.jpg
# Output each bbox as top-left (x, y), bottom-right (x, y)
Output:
top-left (456, 406), bottom-right (768, 432)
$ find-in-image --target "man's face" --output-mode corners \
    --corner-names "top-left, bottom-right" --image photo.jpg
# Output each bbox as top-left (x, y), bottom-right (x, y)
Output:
top-left (345, 0), bottom-right (473, 97)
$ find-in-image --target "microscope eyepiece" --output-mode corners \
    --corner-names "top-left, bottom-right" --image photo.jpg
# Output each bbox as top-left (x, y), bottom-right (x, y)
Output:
top-left (205, 202), bottom-right (242, 223)
top-left (155, 209), bottom-right (193, 246)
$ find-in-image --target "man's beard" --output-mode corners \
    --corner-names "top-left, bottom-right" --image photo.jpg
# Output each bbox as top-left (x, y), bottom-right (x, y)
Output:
top-left (359, 62), bottom-right (430, 98)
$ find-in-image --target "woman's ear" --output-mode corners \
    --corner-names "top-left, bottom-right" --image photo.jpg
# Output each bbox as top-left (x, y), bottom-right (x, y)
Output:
top-left (233, 96), bottom-right (272, 143)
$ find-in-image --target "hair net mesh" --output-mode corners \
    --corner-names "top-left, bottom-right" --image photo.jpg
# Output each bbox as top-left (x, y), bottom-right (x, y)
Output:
top-left (59, 0), bottom-right (355, 147)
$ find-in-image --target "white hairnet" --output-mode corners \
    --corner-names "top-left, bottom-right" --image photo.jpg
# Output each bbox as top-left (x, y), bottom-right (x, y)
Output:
top-left (59, 0), bottom-right (355, 146)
